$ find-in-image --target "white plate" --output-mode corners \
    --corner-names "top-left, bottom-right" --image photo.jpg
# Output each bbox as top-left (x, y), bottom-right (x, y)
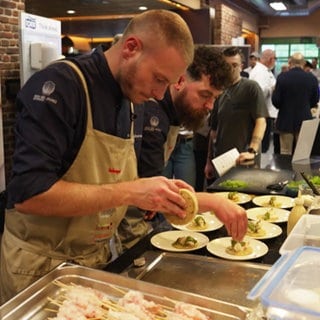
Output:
top-left (246, 220), bottom-right (283, 239)
top-left (252, 195), bottom-right (294, 209)
top-left (150, 230), bottom-right (209, 252)
top-left (246, 207), bottom-right (290, 223)
top-left (171, 212), bottom-right (223, 233)
top-left (206, 237), bottom-right (268, 260)
top-left (214, 192), bottom-right (252, 204)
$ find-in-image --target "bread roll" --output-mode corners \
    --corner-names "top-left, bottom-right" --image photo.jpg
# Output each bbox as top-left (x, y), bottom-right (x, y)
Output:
top-left (164, 188), bottom-right (198, 225)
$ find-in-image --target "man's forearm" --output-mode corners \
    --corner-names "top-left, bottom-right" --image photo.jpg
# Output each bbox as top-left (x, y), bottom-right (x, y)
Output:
top-left (14, 179), bottom-right (130, 217)
top-left (249, 118), bottom-right (266, 152)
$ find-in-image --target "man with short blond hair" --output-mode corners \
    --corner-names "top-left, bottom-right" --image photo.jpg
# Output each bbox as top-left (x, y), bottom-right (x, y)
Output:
top-left (1, 9), bottom-right (195, 303)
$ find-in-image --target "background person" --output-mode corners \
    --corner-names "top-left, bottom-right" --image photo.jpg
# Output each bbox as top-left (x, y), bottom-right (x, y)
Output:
top-left (0, 9), bottom-right (195, 303)
top-left (272, 52), bottom-right (319, 155)
top-left (243, 51), bottom-right (260, 75)
top-left (249, 49), bottom-right (277, 154)
top-left (205, 47), bottom-right (268, 181)
top-left (311, 57), bottom-right (320, 83)
top-left (162, 125), bottom-right (196, 187)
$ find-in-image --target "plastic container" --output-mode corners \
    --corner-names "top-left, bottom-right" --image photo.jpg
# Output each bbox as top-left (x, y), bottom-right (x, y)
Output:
top-left (280, 214), bottom-right (320, 255)
top-left (248, 246), bottom-right (320, 320)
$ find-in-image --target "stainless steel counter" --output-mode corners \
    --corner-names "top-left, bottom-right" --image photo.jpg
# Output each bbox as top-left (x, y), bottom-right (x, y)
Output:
top-left (122, 251), bottom-right (269, 310)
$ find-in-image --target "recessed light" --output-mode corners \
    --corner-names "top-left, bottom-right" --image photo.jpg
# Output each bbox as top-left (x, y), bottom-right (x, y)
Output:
top-left (66, 9), bottom-right (76, 15)
top-left (138, 6), bottom-right (148, 11)
top-left (269, 2), bottom-right (287, 11)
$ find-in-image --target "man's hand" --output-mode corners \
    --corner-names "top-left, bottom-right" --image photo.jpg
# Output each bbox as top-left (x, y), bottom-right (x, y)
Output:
top-left (126, 177), bottom-right (194, 219)
top-left (237, 151), bottom-right (255, 165)
top-left (196, 193), bottom-right (248, 241)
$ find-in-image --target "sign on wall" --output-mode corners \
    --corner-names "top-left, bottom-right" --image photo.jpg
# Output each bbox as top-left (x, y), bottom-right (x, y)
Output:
top-left (19, 12), bottom-right (62, 86)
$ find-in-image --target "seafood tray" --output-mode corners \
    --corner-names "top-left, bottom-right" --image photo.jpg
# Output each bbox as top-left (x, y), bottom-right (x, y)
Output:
top-left (0, 262), bottom-right (248, 320)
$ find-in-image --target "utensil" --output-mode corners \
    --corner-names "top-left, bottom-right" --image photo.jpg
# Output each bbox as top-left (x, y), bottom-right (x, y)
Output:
top-left (300, 172), bottom-right (320, 196)
top-left (266, 180), bottom-right (288, 191)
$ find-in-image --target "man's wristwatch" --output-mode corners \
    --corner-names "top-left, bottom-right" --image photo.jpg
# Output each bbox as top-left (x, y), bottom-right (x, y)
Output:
top-left (247, 147), bottom-right (258, 156)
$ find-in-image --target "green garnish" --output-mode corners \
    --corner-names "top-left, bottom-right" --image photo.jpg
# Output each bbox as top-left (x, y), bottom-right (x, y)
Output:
top-left (219, 180), bottom-right (248, 189)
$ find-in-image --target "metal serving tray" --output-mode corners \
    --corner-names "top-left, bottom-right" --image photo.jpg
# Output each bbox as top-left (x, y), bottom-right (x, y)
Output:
top-left (207, 167), bottom-right (294, 195)
top-left (124, 251), bottom-right (270, 310)
top-left (0, 262), bottom-right (248, 320)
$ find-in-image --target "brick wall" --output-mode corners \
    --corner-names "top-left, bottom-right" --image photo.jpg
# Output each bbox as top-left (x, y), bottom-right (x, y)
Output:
top-left (214, 3), bottom-right (243, 44)
top-left (0, 0), bottom-right (25, 184)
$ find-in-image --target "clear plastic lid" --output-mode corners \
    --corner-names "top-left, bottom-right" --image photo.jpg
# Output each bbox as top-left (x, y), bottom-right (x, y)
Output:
top-left (248, 246), bottom-right (320, 318)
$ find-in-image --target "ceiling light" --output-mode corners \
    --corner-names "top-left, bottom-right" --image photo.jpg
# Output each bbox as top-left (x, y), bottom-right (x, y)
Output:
top-left (269, 2), bottom-right (287, 11)
top-left (158, 0), bottom-right (190, 10)
top-left (66, 9), bottom-right (76, 14)
top-left (138, 6), bottom-right (148, 11)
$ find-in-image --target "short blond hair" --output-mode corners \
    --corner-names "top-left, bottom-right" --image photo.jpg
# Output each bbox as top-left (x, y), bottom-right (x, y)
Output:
top-left (122, 10), bottom-right (194, 65)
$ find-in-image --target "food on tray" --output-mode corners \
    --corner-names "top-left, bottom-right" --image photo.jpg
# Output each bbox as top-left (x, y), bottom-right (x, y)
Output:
top-left (288, 176), bottom-right (320, 188)
top-left (257, 208), bottom-right (279, 222)
top-left (48, 281), bottom-right (210, 320)
top-left (187, 216), bottom-right (207, 230)
top-left (218, 179), bottom-right (248, 189)
top-left (228, 191), bottom-right (240, 202)
top-left (164, 188), bottom-right (198, 225)
top-left (168, 301), bottom-right (210, 320)
top-left (246, 220), bottom-right (266, 237)
top-left (172, 236), bottom-right (198, 249)
top-left (225, 239), bottom-right (253, 256)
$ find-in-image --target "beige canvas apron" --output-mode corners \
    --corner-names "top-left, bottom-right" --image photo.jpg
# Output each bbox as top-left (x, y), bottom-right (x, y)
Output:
top-left (0, 61), bottom-right (137, 303)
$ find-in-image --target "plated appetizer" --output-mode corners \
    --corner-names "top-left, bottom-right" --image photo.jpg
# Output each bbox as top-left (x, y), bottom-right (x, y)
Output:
top-left (246, 220), bottom-right (267, 238)
top-left (172, 236), bottom-right (198, 249)
top-left (187, 216), bottom-right (207, 231)
top-left (257, 208), bottom-right (279, 222)
top-left (228, 191), bottom-right (240, 202)
top-left (225, 239), bottom-right (253, 256)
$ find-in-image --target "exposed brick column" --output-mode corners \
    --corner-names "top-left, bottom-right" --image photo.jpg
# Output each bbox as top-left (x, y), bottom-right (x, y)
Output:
top-left (214, 3), bottom-right (242, 44)
top-left (0, 0), bottom-right (25, 184)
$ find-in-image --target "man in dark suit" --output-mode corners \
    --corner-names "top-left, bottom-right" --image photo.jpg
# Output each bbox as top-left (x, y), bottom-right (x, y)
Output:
top-left (272, 52), bottom-right (319, 155)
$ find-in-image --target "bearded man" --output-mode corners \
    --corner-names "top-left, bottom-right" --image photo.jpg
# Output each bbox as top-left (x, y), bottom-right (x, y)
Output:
top-left (118, 45), bottom-right (234, 250)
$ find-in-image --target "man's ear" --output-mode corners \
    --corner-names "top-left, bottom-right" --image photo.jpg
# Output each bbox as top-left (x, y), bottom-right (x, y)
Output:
top-left (122, 36), bottom-right (142, 59)
top-left (173, 74), bottom-right (186, 91)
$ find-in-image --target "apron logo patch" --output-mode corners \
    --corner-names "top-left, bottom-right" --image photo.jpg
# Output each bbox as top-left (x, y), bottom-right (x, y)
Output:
top-left (108, 168), bottom-right (121, 174)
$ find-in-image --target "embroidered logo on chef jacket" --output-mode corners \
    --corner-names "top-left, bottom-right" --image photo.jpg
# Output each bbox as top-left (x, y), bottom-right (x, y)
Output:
top-left (143, 116), bottom-right (161, 133)
top-left (42, 81), bottom-right (55, 96)
top-left (150, 116), bottom-right (159, 127)
top-left (33, 81), bottom-right (57, 104)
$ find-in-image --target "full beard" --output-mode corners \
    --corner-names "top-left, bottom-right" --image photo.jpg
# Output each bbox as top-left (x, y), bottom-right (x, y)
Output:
top-left (174, 94), bottom-right (208, 131)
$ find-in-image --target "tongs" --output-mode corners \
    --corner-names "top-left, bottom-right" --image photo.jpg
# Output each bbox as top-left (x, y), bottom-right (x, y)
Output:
top-left (300, 172), bottom-right (320, 196)
top-left (266, 180), bottom-right (288, 191)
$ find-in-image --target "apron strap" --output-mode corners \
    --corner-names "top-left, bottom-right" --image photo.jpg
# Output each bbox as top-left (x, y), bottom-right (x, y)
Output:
top-left (58, 60), bottom-right (94, 130)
